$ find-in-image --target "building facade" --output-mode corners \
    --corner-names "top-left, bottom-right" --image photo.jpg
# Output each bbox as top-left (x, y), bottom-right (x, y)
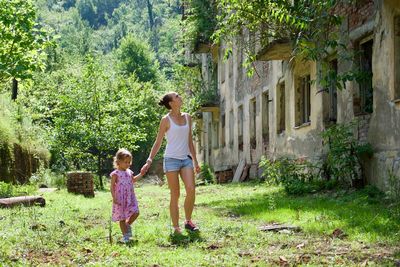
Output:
top-left (192, 0), bottom-right (400, 190)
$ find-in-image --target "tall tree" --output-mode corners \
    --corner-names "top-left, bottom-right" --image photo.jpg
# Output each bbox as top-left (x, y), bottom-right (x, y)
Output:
top-left (51, 57), bottom-right (160, 188)
top-left (117, 35), bottom-right (159, 83)
top-left (0, 0), bottom-right (52, 98)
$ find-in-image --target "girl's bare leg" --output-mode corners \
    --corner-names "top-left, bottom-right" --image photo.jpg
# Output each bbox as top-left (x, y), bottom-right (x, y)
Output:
top-left (126, 212), bottom-right (139, 225)
top-left (119, 220), bottom-right (128, 235)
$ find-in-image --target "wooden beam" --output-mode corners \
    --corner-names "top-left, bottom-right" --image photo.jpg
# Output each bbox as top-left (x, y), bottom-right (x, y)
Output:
top-left (232, 158), bottom-right (246, 183)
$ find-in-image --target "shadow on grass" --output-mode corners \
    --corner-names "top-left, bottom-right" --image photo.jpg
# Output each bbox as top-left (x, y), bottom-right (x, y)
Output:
top-left (205, 187), bottom-right (400, 242)
top-left (169, 231), bottom-right (204, 246)
top-left (117, 239), bottom-right (139, 247)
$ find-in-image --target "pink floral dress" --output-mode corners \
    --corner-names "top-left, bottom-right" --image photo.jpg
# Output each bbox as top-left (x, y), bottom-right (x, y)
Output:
top-left (111, 169), bottom-right (139, 221)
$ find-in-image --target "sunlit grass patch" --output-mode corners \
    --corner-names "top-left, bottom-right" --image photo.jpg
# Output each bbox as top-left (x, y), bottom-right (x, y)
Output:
top-left (0, 182), bottom-right (398, 266)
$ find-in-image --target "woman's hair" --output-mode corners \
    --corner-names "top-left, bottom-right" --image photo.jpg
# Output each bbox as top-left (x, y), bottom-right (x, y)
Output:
top-left (158, 92), bottom-right (174, 109)
top-left (113, 148), bottom-right (132, 168)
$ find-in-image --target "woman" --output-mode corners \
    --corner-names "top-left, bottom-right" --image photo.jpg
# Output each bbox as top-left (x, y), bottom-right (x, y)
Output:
top-left (141, 92), bottom-right (201, 234)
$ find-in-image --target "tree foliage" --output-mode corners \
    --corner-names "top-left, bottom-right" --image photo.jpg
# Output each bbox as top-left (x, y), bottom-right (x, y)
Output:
top-left (183, 0), bottom-right (217, 50)
top-left (1, 0), bottom-right (185, 181)
top-left (212, 0), bottom-right (361, 85)
top-left (0, 0), bottom-right (53, 82)
top-left (49, 57), bottom-right (161, 187)
top-left (117, 35), bottom-right (159, 83)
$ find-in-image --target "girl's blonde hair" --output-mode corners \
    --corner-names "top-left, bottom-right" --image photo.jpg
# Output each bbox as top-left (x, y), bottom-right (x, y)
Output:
top-left (113, 148), bottom-right (132, 168)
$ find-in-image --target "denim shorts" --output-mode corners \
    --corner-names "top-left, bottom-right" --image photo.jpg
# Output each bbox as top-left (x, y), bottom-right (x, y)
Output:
top-left (163, 157), bottom-right (194, 173)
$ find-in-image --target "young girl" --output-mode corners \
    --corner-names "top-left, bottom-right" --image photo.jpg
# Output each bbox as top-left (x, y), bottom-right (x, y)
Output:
top-left (111, 148), bottom-right (143, 243)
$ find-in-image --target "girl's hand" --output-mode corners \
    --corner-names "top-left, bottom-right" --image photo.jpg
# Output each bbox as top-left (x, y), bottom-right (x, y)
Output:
top-left (141, 163), bottom-right (150, 174)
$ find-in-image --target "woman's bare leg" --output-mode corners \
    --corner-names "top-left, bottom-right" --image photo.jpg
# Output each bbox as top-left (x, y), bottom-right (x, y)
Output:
top-left (166, 171), bottom-right (180, 228)
top-left (180, 167), bottom-right (196, 221)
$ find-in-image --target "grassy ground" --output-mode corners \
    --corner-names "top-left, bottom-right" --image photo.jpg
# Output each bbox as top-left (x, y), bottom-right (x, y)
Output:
top-left (0, 182), bottom-right (399, 266)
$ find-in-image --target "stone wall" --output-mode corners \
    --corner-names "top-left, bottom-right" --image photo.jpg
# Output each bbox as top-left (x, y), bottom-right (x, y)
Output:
top-left (0, 142), bottom-right (47, 184)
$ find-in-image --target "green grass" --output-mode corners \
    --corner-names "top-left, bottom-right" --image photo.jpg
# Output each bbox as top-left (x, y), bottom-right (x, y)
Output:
top-left (0, 182), bottom-right (399, 266)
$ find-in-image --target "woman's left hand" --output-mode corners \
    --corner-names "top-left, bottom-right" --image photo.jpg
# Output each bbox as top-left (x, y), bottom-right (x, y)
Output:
top-left (194, 161), bottom-right (200, 174)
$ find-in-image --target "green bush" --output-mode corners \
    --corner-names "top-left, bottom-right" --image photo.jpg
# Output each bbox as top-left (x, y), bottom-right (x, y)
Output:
top-left (29, 168), bottom-right (65, 188)
top-left (386, 170), bottom-right (400, 201)
top-left (0, 181), bottom-right (36, 198)
top-left (321, 122), bottom-right (373, 186)
top-left (199, 164), bottom-right (216, 185)
top-left (259, 156), bottom-right (325, 195)
top-left (0, 181), bottom-right (13, 198)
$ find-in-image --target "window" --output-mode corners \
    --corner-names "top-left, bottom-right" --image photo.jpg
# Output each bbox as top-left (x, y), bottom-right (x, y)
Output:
top-left (262, 92), bottom-right (269, 143)
top-left (229, 55), bottom-right (233, 78)
top-left (395, 16), bottom-right (400, 100)
top-left (328, 60), bottom-right (338, 123)
top-left (221, 51), bottom-right (226, 84)
top-left (229, 109), bottom-right (234, 148)
top-left (212, 119), bottom-right (219, 149)
top-left (238, 105), bottom-right (243, 151)
top-left (277, 82), bottom-right (286, 134)
top-left (220, 114), bottom-right (226, 147)
top-left (354, 39), bottom-right (373, 114)
top-left (197, 129), bottom-right (202, 152)
top-left (295, 75), bottom-right (311, 126)
top-left (249, 98), bottom-right (257, 149)
top-left (208, 121), bottom-right (212, 157)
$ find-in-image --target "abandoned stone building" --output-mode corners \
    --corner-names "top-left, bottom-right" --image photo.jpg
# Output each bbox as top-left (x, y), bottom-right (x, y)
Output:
top-left (190, 0), bottom-right (400, 190)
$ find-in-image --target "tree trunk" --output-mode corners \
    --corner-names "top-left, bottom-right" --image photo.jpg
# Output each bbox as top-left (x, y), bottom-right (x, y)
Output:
top-left (11, 78), bottom-right (18, 100)
top-left (98, 154), bottom-right (104, 190)
top-left (147, 0), bottom-right (154, 30)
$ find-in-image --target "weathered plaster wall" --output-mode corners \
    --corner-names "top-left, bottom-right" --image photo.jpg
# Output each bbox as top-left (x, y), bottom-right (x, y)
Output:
top-left (194, 0), bottom-right (400, 190)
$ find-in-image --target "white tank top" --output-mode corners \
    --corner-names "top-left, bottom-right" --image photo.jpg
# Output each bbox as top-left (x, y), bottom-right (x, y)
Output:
top-left (164, 113), bottom-right (191, 160)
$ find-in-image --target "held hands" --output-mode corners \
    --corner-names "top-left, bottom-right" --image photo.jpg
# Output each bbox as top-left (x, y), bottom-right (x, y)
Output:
top-left (140, 161), bottom-right (151, 175)
top-left (194, 160), bottom-right (200, 174)
top-left (140, 167), bottom-right (147, 176)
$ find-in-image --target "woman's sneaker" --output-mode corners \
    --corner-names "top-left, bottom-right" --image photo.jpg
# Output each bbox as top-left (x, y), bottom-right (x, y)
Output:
top-left (184, 220), bottom-right (199, 232)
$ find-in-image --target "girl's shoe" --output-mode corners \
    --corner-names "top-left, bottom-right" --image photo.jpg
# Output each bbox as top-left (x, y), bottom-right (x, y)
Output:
top-left (126, 224), bottom-right (132, 238)
top-left (184, 220), bottom-right (199, 232)
top-left (120, 234), bottom-right (130, 244)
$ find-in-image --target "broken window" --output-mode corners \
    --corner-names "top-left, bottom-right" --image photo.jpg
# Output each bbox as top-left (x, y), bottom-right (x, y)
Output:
top-left (197, 125), bottom-right (202, 152)
top-left (262, 92), bottom-right (269, 143)
top-left (208, 120), bottom-right (212, 157)
top-left (395, 16), bottom-right (400, 100)
top-left (229, 55), bottom-right (233, 78)
top-left (295, 75), bottom-right (311, 126)
top-left (220, 49), bottom-right (226, 84)
top-left (277, 82), bottom-right (286, 134)
top-left (229, 109), bottom-right (234, 148)
top-left (220, 113), bottom-right (226, 147)
top-left (238, 105), bottom-right (243, 151)
top-left (354, 39), bottom-right (373, 114)
top-left (329, 60), bottom-right (338, 123)
top-left (212, 120), bottom-right (219, 149)
top-left (250, 98), bottom-right (257, 150)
